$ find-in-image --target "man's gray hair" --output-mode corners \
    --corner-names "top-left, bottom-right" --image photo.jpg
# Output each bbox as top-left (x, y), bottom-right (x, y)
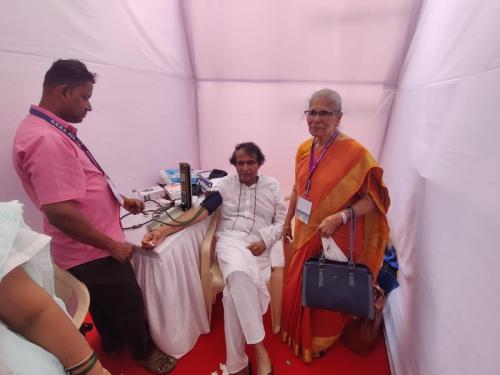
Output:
top-left (309, 89), bottom-right (342, 112)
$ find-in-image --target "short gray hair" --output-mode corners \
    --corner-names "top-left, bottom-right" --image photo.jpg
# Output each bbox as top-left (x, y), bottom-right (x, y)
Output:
top-left (309, 89), bottom-right (342, 112)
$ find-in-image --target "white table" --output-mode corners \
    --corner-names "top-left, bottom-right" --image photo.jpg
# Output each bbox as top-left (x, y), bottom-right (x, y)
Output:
top-left (122, 204), bottom-right (210, 358)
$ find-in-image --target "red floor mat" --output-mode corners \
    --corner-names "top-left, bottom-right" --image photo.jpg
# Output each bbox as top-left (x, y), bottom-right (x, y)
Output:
top-left (86, 295), bottom-right (390, 374)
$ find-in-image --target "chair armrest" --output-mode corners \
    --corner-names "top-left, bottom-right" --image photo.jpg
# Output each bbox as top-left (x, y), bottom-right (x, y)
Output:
top-left (199, 208), bottom-right (225, 323)
top-left (199, 208), bottom-right (221, 274)
top-left (53, 264), bottom-right (90, 328)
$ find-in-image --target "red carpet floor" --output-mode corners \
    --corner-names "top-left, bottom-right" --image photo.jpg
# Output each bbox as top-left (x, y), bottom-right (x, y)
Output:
top-left (86, 296), bottom-right (390, 375)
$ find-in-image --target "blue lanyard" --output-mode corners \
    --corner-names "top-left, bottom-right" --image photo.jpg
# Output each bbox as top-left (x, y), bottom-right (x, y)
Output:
top-left (304, 129), bottom-right (338, 197)
top-left (29, 107), bottom-right (106, 176)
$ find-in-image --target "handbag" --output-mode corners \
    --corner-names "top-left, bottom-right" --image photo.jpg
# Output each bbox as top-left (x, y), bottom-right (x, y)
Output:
top-left (301, 207), bottom-right (375, 319)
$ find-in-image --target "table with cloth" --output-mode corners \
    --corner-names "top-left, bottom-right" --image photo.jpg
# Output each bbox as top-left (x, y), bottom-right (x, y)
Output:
top-left (123, 206), bottom-right (211, 358)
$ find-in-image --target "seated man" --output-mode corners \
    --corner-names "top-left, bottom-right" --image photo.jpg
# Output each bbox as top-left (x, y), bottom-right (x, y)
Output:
top-left (143, 142), bottom-right (286, 375)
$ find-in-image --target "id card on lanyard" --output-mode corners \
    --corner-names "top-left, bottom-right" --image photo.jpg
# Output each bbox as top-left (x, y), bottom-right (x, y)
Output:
top-left (295, 130), bottom-right (338, 224)
top-left (29, 107), bottom-right (125, 206)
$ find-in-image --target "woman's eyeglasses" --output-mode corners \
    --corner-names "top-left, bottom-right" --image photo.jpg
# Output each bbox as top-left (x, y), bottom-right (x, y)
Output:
top-left (304, 110), bottom-right (340, 118)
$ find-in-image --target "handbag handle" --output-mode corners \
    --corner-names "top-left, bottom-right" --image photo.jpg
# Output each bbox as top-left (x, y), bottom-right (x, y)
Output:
top-left (347, 206), bottom-right (355, 267)
top-left (319, 207), bottom-right (356, 266)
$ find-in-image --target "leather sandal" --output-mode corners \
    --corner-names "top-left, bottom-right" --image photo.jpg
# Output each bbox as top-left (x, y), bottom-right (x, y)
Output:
top-left (138, 348), bottom-right (177, 374)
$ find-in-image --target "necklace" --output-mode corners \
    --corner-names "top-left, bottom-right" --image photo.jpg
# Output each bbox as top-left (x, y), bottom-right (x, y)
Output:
top-left (230, 177), bottom-right (258, 234)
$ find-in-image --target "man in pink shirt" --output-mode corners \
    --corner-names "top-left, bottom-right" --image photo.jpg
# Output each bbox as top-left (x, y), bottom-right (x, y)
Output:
top-left (12, 59), bottom-right (176, 374)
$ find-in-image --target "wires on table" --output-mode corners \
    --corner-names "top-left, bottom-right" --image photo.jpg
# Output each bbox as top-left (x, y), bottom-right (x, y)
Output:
top-left (121, 198), bottom-right (206, 230)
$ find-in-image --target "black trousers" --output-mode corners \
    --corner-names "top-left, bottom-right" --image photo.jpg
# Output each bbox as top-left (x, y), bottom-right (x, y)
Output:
top-left (69, 256), bottom-right (154, 360)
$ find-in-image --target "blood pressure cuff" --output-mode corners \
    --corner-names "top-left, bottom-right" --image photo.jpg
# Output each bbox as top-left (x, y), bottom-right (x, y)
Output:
top-left (200, 191), bottom-right (223, 215)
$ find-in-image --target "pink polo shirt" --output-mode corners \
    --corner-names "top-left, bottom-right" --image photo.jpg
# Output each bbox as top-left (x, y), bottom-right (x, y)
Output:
top-left (12, 105), bottom-right (124, 269)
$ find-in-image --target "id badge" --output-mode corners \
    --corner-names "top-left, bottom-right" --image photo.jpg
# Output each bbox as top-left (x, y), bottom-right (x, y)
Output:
top-left (296, 196), bottom-right (312, 224)
top-left (105, 176), bottom-right (124, 206)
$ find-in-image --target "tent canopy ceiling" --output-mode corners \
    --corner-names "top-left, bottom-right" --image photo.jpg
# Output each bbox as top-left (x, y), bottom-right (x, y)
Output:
top-left (184, 0), bottom-right (421, 84)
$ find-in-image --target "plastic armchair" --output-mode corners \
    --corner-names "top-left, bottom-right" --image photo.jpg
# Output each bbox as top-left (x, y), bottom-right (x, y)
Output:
top-left (53, 263), bottom-right (90, 328)
top-left (199, 208), bottom-right (284, 334)
top-left (199, 208), bottom-right (224, 324)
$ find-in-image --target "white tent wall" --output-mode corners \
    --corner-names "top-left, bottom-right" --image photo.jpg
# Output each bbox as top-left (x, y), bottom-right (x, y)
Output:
top-left (0, 0), bottom-right (198, 230)
top-left (184, 0), bottom-right (422, 192)
top-left (196, 81), bottom-right (395, 191)
top-left (1, 1), bottom-right (498, 374)
top-left (381, 1), bottom-right (500, 374)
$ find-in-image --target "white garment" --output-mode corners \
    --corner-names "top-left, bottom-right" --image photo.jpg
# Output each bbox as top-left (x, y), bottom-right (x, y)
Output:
top-left (211, 174), bottom-right (285, 249)
top-left (322, 237), bottom-right (348, 262)
top-left (211, 175), bottom-right (286, 370)
top-left (212, 174), bottom-right (286, 310)
top-left (223, 272), bottom-right (265, 374)
top-left (0, 200), bottom-right (65, 375)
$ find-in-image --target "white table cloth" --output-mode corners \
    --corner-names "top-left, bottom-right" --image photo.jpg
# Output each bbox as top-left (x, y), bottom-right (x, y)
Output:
top-left (123, 207), bottom-right (210, 358)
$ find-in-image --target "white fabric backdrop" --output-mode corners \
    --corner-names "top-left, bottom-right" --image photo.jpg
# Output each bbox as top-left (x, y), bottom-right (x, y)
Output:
top-left (183, 0), bottom-right (422, 192)
top-left (3, 1), bottom-right (500, 374)
top-left (196, 81), bottom-right (395, 191)
top-left (0, 0), bottom-right (198, 229)
top-left (381, 1), bottom-right (500, 374)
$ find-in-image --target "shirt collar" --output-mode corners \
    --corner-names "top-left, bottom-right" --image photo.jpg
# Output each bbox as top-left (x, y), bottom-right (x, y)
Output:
top-left (239, 175), bottom-right (259, 189)
top-left (30, 104), bottom-right (78, 135)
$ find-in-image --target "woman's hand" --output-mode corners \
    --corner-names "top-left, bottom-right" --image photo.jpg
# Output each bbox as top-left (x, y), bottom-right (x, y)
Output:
top-left (281, 223), bottom-right (293, 243)
top-left (141, 229), bottom-right (166, 250)
top-left (317, 213), bottom-right (343, 237)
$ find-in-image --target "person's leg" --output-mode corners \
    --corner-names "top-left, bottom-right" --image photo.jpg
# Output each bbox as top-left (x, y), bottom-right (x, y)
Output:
top-left (254, 341), bottom-right (272, 375)
top-left (69, 257), bottom-right (154, 359)
top-left (225, 271), bottom-right (272, 375)
top-left (222, 283), bottom-right (248, 374)
top-left (86, 294), bottom-right (121, 355)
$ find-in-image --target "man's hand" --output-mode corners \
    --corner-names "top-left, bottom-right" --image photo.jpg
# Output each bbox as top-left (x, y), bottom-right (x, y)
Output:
top-left (247, 241), bottom-right (266, 256)
top-left (141, 230), bottom-right (166, 250)
top-left (108, 242), bottom-right (134, 262)
top-left (123, 197), bottom-right (144, 214)
top-left (317, 213), bottom-right (343, 237)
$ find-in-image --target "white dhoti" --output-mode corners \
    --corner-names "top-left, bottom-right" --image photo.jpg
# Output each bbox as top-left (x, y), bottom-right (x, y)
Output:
top-left (216, 232), bottom-right (272, 373)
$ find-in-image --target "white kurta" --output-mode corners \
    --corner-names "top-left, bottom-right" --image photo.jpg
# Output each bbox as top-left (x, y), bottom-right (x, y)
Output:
top-left (211, 175), bottom-right (286, 372)
top-left (211, 174), bottom-right (286, 313)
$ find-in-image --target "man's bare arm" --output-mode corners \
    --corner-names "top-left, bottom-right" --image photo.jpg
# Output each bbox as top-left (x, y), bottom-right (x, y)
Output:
top-left (142, 191), bottom-right (223, 249)
top-left (142, 207), bottom-right (209, 249)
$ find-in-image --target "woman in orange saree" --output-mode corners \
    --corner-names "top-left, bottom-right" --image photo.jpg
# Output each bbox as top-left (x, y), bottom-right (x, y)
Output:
top-left (281, 89), bottom-right (390, 363)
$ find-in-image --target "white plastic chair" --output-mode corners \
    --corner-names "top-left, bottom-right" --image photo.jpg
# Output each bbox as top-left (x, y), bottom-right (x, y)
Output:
top-left (53, 263), bottom-right (90, 328)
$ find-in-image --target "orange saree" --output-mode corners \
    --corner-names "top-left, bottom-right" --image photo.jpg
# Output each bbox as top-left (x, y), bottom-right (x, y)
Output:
top-left (281, 137), bottom-right (390, 363)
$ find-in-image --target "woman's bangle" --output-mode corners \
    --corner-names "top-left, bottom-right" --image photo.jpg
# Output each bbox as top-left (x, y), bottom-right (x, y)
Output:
top-left (65, 351), bottom-right (97, 374)
top-left (74, 353), bottom-right (98, 375)
top-left (339, 211), bottom-right (348, 225)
